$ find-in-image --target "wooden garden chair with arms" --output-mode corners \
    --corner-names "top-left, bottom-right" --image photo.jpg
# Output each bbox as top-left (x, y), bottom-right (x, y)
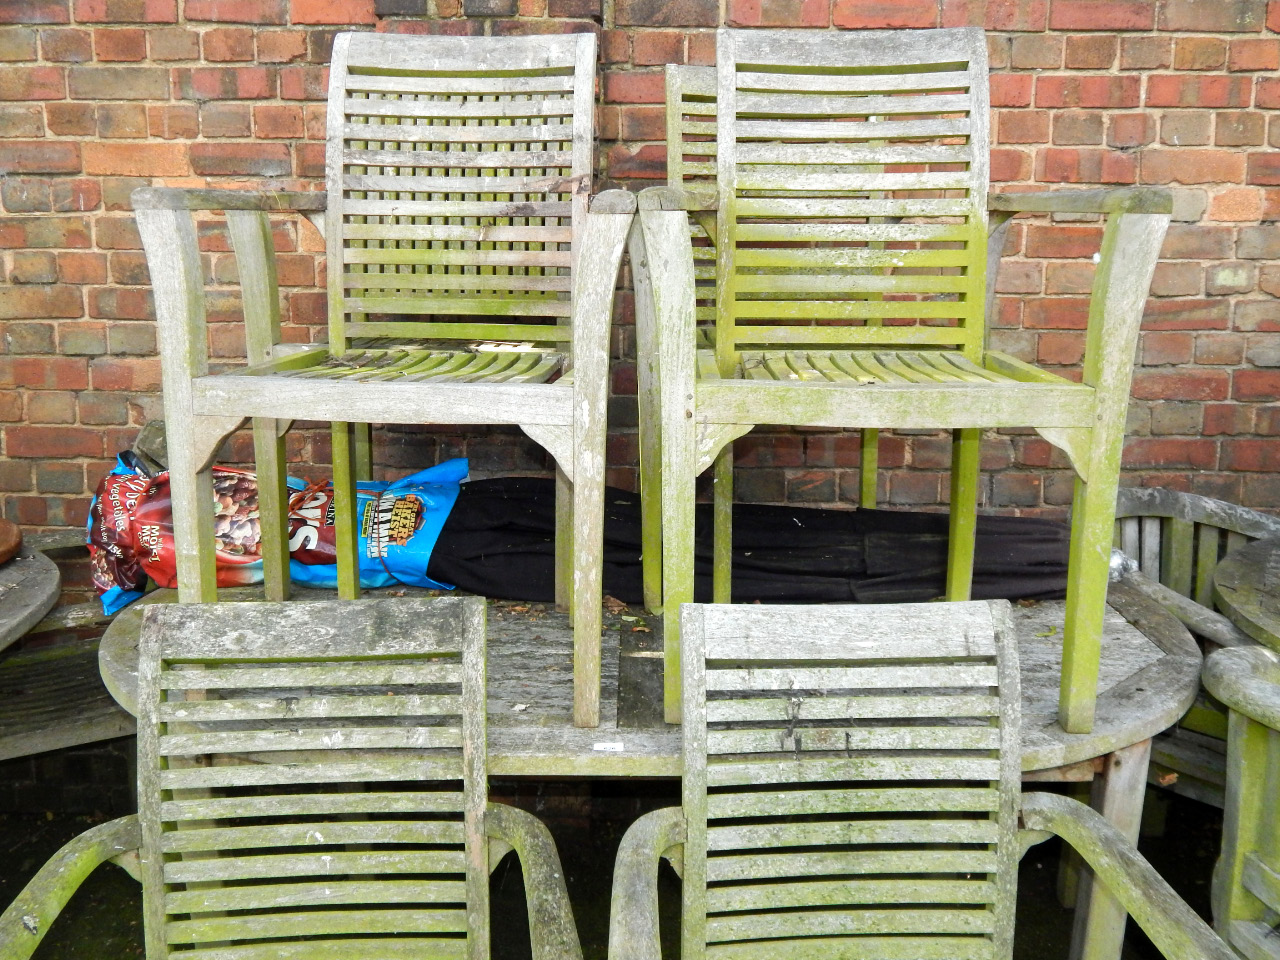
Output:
top-left (631, 27), bottom-right (1172, 729)
top-left (133, 30), bottom-right (634, 728)
top-left (1203, 644), bottom-right (1280, 960)
top-left (606, 599), bottom-right (1236, 960)
top-left (0, 595), bottom-right (583, 960)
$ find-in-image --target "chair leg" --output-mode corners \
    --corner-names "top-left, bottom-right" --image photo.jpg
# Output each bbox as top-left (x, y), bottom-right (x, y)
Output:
top-left (572, 453), bottom-right (605, 729)
top-left (168, 422), bottom-right (219, 603)
top-left (1060, 462), bottom-right (1120, 733)
top-left (352, 422), bottom-right (372, 483)
top-left (331, 421), bottom-right (361, 601)
top-left (662, 416), bottom-right (698, 725)
top-left (639, 432), bottom-right (663, 615)
top-left (946, 428), bottom-right (981, 602)
top-left (554, 465), bottom-right (573, 619)
top-left (253, 417), bottom-right (290, 602)
top-left (712, 445), bottom-right (733, 604)
top-left (860, 428), bottom-right (879, 508)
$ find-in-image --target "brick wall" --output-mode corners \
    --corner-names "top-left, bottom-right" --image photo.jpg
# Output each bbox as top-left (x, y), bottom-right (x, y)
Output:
top-left (3, 0), bottom-right (1279, 549)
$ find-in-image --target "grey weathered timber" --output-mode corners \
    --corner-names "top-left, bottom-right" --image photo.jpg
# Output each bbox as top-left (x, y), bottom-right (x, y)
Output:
top-left (1213, 537), bottom-right (1280, 654)
top-left (644, 31), bottom-right (1173, 733)
top-left (133, 31), bottom-right (631, 729)
top-left (607, 600), bottom-right (1234, 960)
top-left (1203, 645), bottom-right (1280, 959)
top-left (0, 549), bottom-right (59, 655)
top-left (0, 596), bottom-right (583, 960)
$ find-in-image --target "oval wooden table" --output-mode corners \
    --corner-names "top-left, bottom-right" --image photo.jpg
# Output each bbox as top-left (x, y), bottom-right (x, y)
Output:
top-left (0, 547), bottom-right (60, 655)
top-left (1213, 535), bottom-right (1280, 652)
top-left (100, 579), bottom-right (1198, 960)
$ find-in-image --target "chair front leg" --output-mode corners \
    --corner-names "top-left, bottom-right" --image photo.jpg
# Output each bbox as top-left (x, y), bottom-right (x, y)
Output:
top-left (555, 465), bottom-right (573, 617)
top-left (572, 439), bottom-right (605, 728)
top-left (946, 427), bottom-right (981, 602)
top-left (330, 421), bottom-right (361, 600)
top-left (608, 807), bottom-right (686, 960)
top-left (712, 445), bottom-right (733, 604)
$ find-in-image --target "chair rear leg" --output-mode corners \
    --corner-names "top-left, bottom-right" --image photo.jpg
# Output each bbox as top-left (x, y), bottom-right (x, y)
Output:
top-left (712, 445), bottom-right (733, 604)
top-left (352, 422), bottom-right (372, 482)
top-left (946, 427), bottom-right (980, 602)
top-left (572, 454), bottom-right (604, 728)
top-left (860, 427), bottom-right (879, 508)
top-left (662, 420), bottom-right (697, 725)
top-left (253, 417), bottom-right (290, 602)
top-left (555, 465), bottom-right (573, 619)
top-left (331, 421), bottom-right (361, 601)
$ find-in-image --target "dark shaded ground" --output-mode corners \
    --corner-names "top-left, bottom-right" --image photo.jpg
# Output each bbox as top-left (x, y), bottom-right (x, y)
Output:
top-left (0, 775), bottom-right (1223, 960)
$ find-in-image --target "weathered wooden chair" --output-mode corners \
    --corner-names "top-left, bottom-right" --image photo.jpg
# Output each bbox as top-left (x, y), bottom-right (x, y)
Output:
top-left (607, 599), bottom-right (1235, 960)
top-left (1110, 487), bottom-right (1280, 808)
top-left (1203, 644), bottom-right (1280, 960)
top-left (133, 31), bottom-right (634, 727)
top-left (0, 596), bottom-right (583, 960)
top-left (631, 28), bottom-right (1172, 729)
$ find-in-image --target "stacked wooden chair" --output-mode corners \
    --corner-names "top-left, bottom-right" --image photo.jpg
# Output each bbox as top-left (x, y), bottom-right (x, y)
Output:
top-left (0, 596), bottom-right (583, 960)
top-left (134, 31), bottom-right (634, 727)
top-left (608, 599), bottom-right (1236, 960)
top-left (632, 27), bottom-right (1172, 728)
top-left (1204, 644), bottom-right (1280, 960)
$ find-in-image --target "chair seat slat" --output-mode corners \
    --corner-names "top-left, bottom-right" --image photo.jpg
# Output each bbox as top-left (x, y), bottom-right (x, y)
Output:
top-left (163, 849), bottom-right (466, 885)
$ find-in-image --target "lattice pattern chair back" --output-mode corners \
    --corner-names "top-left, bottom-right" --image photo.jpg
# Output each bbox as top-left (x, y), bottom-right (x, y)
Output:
top-left (666, 65), bottom-right (718, 335)
top-left (328, 31), bottom-right (596, 354)
top-left (679, 600), bottom-right (1022, 960)
top-left (714, 28), bottom-right (990, 371)
top-left (136, 597), bottom-right (490, 960)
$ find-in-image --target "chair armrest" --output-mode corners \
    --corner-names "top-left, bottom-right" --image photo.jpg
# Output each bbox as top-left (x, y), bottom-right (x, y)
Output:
top-left (131, 187), bottom-right (326, 213)
top-left (1204, 645), bottom-right (1280, 729)
top-left (484, 802), bottom-right (583, 960)
top-left (1110, 554), bottom-right (1257, 650)
top-left (989, 187), bottom-right (1173, 216)
top-left (637, 186), bottom-right (717, 212)
top-left (0, 815), bottom-right (141, 960)
top-left (1020, 793), bottom-right (1236, 960)
top-left (607, 807), bottom-right (685, 960)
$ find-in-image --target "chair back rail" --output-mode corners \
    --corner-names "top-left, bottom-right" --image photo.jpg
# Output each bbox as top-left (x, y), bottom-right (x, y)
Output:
top-left (136, 597), bottom-right (489, 960)
top-left (713, 28), bottom-right (990, 369)
top-left (326, 32), bottom-right (596, 352)
top-left (680, 600), bottom-right (1021, 960)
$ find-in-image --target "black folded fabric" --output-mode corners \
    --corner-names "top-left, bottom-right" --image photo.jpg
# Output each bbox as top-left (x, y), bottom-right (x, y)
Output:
top-left (426, 477), bottom-right (1069, 606)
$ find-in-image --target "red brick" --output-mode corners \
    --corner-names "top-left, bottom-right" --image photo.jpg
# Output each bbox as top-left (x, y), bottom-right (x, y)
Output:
top-left (1037, 147), bottom-right (1136, 183)
top-left (989, 148), bottom-right (1030, 181)
top-left (1202, 403), bottom-right (1252, 434)
top-left (0, 216), bottom-right (90, 248)
top-left (0, 66), bottom-right (64, 100)
top-left (1025, 224), bottom-right (1102, 258)
top-left (185, 0), bottom-right (287, 21)
top-left (619, 104), bottom-right (664, 140)
top-left (1064, 34), bottom-right (1117, 69)
top-left (1210, 187), bottom-right (1264, 221)
top-left (1247, 153), bottom-right (1280, 185)
top-left (0, 0), bottom-right (69, 23)
top-left (68, 65), bottom-right (168, 99)
top-left (58, 251), bottom-right (108, 284)
top-left (1146, 75), bottom-right (1252, 108)
top-left (1235, 299), bottom-right (1280, 331)
top-left (604, 71), bottom-right (664, 104)
top-left (290, 0), bottom-right (376, 21)
top-left (1044, 261), bottom-right (1094, 294)
top-left (1131, 369), bottom-right (1230, 401)
top-left (600, 29), bottom-right (629, 62)
top-left (200, 102), bottom-right (251, 137)
top-left (1037, 331), bottom-right (1085, 365)
top-left (1035, 75), bottom-right (1140, 108)
top-left (147, 25), bottom-right (198, 59)
top-left (1141, 331), bottom-right (1194, 365)
top-left (998, 110), bottom-right (1050, 143)
top-left (1253, 77), bottom-right (1280, 108)
top-left (1124, 438), bottom-right (1217, 470)
top-left (1119, 35), bottom-right (1170, 69)
top-left (96, 102), bottom-right (147, 138)
top-left (11, 356), bottom-right (88, 390)
top-left (1142, 297), bottom-right (1230, 329)
top-left (279, 65), bottom-right (327, 100)
top-left (44, 102), bottom-right (95, 136)
top-left (1221, 439), bottom-right (1280, 472)
top-left (606, 142), bottom-right (665, 179)
top-left (1141, 150), bottom-right (1246, 184)
top-left (985, 0), bottom-right (1048, 29)
top-left (256, 29), bottom-right (306, 62)
top-left (72, 0), bottom-right (176, 20)
top-left (1149, 260), bottom-right (1201, 296)
top-left (1108, 112), bottom-right (1154, 147)
top-left (5, 425), bottom-right (103, 458)
top-left (83, 142), bottom-right (187, 177)
top-left (1229, 38), bottom-right (1279, 70)
top-left (832, 0), bottom-right (936, 26)
top-left (294, 141), bottom-right (324, 177)
top-left (190, 141), bottom-right (291, 177)
top-left (94, 27), bottom-right (145, 60)
top-left (8, 250), bottom-right (56, 282)
top-left (175, 65), bottom-right (273, 100)
top-left (1024, 297), bottom-right (1090, 329)
top-left (40, 27), bottom-right (91, 61)
top-left (1049, 0), bottom-right (1155, 30)
top-left (990, 74), bottom-right (1033, 107)
top-left (1271, 0), bottom-right (1280, 30)
top-left (147, 103), bottom-right (198, 139)
top-left (1161, 225), bottom-right (1234, 260)
top-left (1173, 36), bottom-right (1227, 70)
top-left (1010, 35), bottom-right (1062, 69)
top-left (631, 30), bottom-right (683, 64)
top-left (0, 106), bottom-right (44, 138)
top-left (1159, 0), bottom-right (1267, 31)
top-left (89, 356), bottom-right (160, 391)
top-left (27, 391), bottom-right (77, 424)
top-left (202, 26), bottom-right (253, 61)
top-left (0, 141), bottom-right (80, 174)
top-left (253, 103), bottom-right (303, 138)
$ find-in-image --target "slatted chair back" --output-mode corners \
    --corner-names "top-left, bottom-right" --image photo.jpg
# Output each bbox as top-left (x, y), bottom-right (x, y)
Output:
top-left (1114, 487), bottom-right (1280, 608)
top-left (328, 31), bottom-right (596, 354)
top-left (666, 65), bottom-right (718, 336)
top-left (713, 28), bottom-right (990, 373)
top-left (679, 600), bottom-right (1022, 960)
top-left (136, 597), bottom-right (490, 960)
